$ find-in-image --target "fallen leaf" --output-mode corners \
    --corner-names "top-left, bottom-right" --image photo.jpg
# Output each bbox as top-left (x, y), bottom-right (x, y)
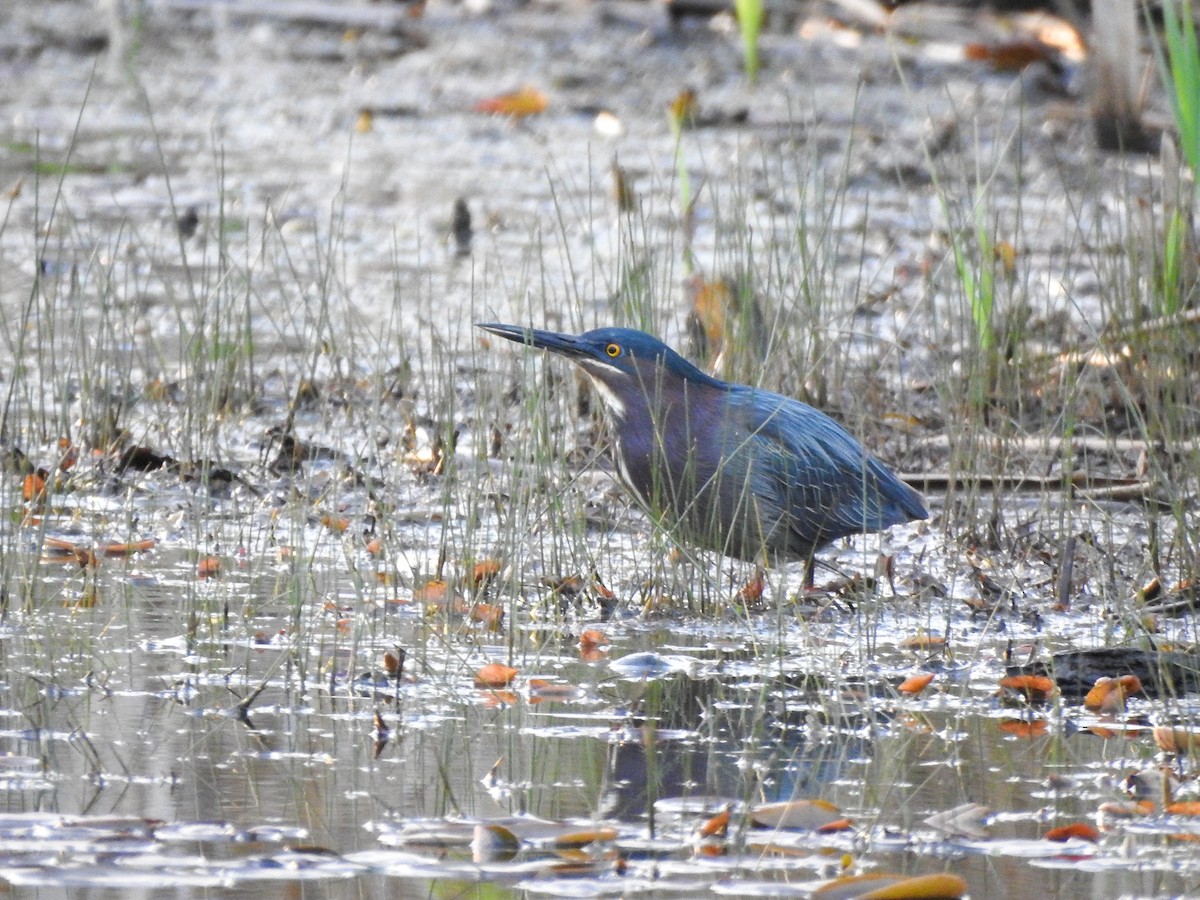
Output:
top-left (475, 663), bottom-right (518, 688)
top-left (1153, 726), bottom-right (1200, 754)
top-left (22, 472), bottom-right (46, 502)
top-left (900, 634), bottom-right (946, 650)
top-left (750, 799), bottom-right (845, 831)
top-left (469, 602), bottom-right (505, 631)
top-left (320, 514), bottom-right (350, 534)
top-left (475, 86), bottom-right (548, 118)
top-left (1084, 675), bottom-right (1142, 712)
top-left (471, 558), bottom-right (502, 589)
top-left (998, 718), bottom-right (1048, 738)
top-left (813, 871), bottom-right (967, 899)
top-left (964, 39), bottom-right (1058, 71)
top-left (998, 674), bottom-right (1056, 704)
top-left (1044, 822), bottom-right (1100, 842)
top-left (382, 648), bottom-right (405, 678)
top-left (699, 805), bottom-right (730, 838)
top-left (197, 556), bottom-right (221, 579)
top-left (898, 672), bottom-right (935, 695)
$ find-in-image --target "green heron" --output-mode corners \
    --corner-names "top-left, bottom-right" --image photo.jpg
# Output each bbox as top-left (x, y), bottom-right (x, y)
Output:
top-left (479, 323), bottom-right (927, 580)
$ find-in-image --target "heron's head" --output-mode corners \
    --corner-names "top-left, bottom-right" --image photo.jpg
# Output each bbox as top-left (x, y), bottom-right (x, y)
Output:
top-left (477, 323), bottom-right (720, 418)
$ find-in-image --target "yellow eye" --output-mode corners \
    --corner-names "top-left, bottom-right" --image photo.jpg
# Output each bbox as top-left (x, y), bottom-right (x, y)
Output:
top-left (605, 343), bottom-right (621, 358)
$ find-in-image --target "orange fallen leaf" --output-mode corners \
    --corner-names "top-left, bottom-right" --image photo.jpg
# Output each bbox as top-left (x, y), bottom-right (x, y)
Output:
top-left (469, 602), bottom-right (505, 631)
top-left (100, 538), bottom-right (157, 557)
top-left (1044, 822), bottom-right (1100, 842)
top-left (1166, 801), bottom-right (1200, 816)
top-left (527, 679), bottom-right (581, 701)
top-left (813, 871), bottom-right (967, 899)
top-left (382, 648), bottom-right (405, 677)
top-left (1081, 674), bottom-right (1142, 712)
top-left (471, 558), bottom-right (502, 588)
top-left (751, 799), bottom-right (845, 830)
top-left (474, 86), bottom-right (548, 118)
top-left (481, 689), bottom-right (519, 708)
top-left (197, 556), bottom-right (221, 578)
top-left (73, 548), bottom-right (99, 569)
top-left (365, 537), bottom-right (382, 555)
top-left (1153, 726), bottom-right (1200, 754)
top-left (998, 718), bottom-right (1048, 738)
top-left (57, 439), bottom-right (79, 471)
top-left (898, 672), bottom-right (935, 695)
top-left (688, 275), bottom-right (734, 347)
top-left (552, 827), bottom-right (618, 848)
top-left (320, 514), bottom-right (350, 534)
top-left (579, 629), bottom-right (607, 650)
top-left (699, 806), bottom-right (730, 838)
top-left (23, 472), bottom-right (46, 502)
top-left (964, 39), bottom-right (1057, 71)
top-left (414, 579), bottom-right (464, 612)
top-left (475, 663), bottom-right (518, 688)
top-left (900, 634), bottom-right (946, 650)
top-left (998, 674), bottom-right (1056, 703)
top-left (735, 567), bottom-right (765, 604)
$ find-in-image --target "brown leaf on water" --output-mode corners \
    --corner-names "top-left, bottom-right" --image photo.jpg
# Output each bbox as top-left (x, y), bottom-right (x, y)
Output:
top-left (998, 674), bottom-right (1057, 704)
top-left (750, 799), bottom-right (845, 831)
top-left (897, 672), bottom-right (935, 695)
top-left (480, 689), bottom-right (519, 708)
top-left (1044, 822), bottom-right (1101, 842)
top-left (813, 872), bottom-right (967, 899)
top-left (900, 634), bottom-right (947, 651)
top-left (469, 602), bottom-right (505, 631)
top-left (998, 717), bottom-right (1048, 738)
top-left (1153, 726), bottom-right (1200, 754)
top-left (964, 39), bottom-right (1058, 71)
top-left (320, 514), bottom-right (350, 534)
top-left (542, 575), bottom-right (585, 596)
top-left (100, 539), bottom-right (157, 557)
top-left (527, 679), bottom-right (582, 703)
top-left (734, 567), bottom-right (765, 605)
top-left (475, 663), bottom-right (518, 688)
top-left (579, 629), bottom-right (607, 650)
top-left (414, 579), bottom-right (466, 613)
top-left (471, 558), bottom-right (502, 589)
top-left (22, 472), bottom-right (46, 502)
top-left (552, 827), bottom-right (618, 848)
top-left (197, 556), bottom-right (221, 579)
top-left (1083, 675), bottom-right (1142, 712)
top-left (43, 536), bottom-right (157, 558)
top-left (474, 86), bottom-right (548, 118)
top-left (382, 648), bottom-right (406, 678)
top-left (699, 805), bottom-right (730, 838)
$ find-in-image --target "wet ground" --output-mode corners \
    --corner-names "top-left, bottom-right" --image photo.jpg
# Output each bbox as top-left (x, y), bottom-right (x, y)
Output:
top-left (1, 0), bottom-right (1199, 897)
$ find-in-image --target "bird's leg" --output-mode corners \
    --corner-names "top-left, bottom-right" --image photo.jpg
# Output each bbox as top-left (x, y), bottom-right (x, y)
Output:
top-left (802, 555), bottom-right (816, 591)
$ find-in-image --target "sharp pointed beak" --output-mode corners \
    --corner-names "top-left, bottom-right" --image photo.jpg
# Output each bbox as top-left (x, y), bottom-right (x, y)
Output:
top-left (476, 323), bottom-right (595, 361)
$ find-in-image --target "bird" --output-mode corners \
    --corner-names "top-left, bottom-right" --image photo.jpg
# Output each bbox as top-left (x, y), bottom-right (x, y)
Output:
top-left (478, 323), bottom-right (928, 582)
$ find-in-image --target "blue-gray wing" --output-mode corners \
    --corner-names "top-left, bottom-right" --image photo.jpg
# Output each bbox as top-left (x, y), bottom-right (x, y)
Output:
top-left (729, 389), bottom-right (926, 554)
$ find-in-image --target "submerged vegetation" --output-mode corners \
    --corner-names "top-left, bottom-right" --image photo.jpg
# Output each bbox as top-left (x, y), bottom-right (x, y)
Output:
top-left (0, 0), bottom-right (1199, 896)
